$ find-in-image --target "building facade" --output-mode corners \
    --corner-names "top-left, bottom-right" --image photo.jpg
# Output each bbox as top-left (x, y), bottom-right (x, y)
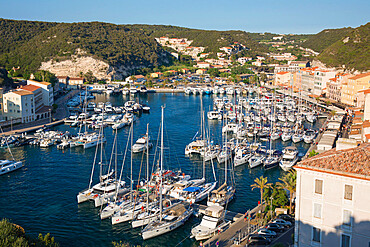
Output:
top-left (341, 73), bottom-right (370, 106)
top-left (2, 90), bottom-right (35, 123)
top-left (294, 144), bottom-right (370, 247)
top-left (27, 80), bottom-right (54, 106)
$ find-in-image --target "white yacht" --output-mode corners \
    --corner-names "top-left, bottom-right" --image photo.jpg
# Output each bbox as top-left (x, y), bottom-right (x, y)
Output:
top-left (0, 160), bottom-right (23, 176)
top-left (207, 111), bottom-right (221, 120)
top-left (281, 130), bottom-right (292, 142)
top-left (132, 135), bottom-right (152, 153)
top-left (279, 146), bottom-right (299, 171)
top-left (234, 147), bottom-right (252, 167)
top-left (292, 131), bottom-right (304, 143)
top-left (191, 205), bottom-right (230, 241)
top-left (141, 202), bottom-right (193, 240)
top-left (249, 153), bottom-right (265, 168)
top-left (303, 129), bottom-right (316, 143)
top-left (207, 183), bottom-right (235, 207)
top-left (185, 139), bottom-right (206, 156)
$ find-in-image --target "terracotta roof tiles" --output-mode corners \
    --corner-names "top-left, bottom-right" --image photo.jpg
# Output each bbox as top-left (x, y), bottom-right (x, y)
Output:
top-left (296, 143), bottom-right (370, 179)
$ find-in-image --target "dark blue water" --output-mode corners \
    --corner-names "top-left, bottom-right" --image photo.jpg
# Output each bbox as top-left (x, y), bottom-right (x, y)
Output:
top-left (0, 93), bottom-right (324, 247)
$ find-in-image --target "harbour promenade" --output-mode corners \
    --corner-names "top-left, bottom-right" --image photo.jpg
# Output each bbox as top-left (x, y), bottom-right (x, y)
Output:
top-left (203, 204), bottom-right (264, 247)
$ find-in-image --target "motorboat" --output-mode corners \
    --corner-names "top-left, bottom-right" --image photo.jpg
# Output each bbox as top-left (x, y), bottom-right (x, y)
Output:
top-left (279, 146), bottom-right (299, 171)
top-left (249, 153), bottom-right (265, 168)
top-left (207, 111), bottom-right (221, 120)
top-left (191, 205), bottom-right (230, 241)
top-left (303, 129), bottom-right (316, 143)
top-left (0, 160), bottom-right (23, 176)
top-left (132, 135), bottom-right (153, 153)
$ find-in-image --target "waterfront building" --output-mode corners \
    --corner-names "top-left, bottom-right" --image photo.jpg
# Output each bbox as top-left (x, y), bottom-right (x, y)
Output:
top-left (68, 77), bottom-right (84, 87)
top-left (2, 90), bottom-right (34, 123)
top-left (150, 72), bottom-right (163, 78)
top-left (196, 69), bottom-right (207, 75)
top-left (274, 71), bottom-right (291, 86)
top-left (196, 62), bottom-right (211, 69)
top-left (297, 67), bottom-right (316, 95)
top-left (341, 73), bottom-right (370, 106)
top-left (57, 76), bottom-right (69, 88)
top-left (312, 70), bottom-right (336, 96)
top-left (294, 143), bottom-right (370, 247)
top-left (274, 61), bottom-right (310, 74)
top-left (27, 80), bottom-right (54, 106)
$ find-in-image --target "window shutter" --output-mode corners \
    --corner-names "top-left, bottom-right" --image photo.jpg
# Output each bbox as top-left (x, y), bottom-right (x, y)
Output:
top-left (315, 179), bottom-right (323, 194)
top-left (344, 185), bottom-right (353, 200)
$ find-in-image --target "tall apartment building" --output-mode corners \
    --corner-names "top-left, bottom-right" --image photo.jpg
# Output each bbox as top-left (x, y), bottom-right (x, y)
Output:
top-left (27, 80), bottom-right (54, 106)
top-left (313, 70), bottom-right (337, 96)
top-left (341, 73), bottom-right (370, 106)
top-left (2, 90), bottom-right (35, 123)
top-left (294, 143), bottom-right (370, 247)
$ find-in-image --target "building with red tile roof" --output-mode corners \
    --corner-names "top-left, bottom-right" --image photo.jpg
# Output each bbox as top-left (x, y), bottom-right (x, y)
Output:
top-left (294, 143), bottom-right (370, 247)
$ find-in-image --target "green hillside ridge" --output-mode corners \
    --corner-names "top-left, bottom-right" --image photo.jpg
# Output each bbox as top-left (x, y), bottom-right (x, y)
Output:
top-left (318, 23), bottom-right (370, 71)
top-left (301, 27), bottom-right (353, 53)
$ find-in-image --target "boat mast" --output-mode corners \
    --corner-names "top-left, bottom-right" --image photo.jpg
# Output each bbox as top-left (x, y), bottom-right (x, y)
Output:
top-left (224, 116), bottom-right (228, 185)
top-left (130, 117), bottom-right (134, 205)
top-left (99, 112), bottom-right (104, 182)
top-left (159, 106), bottom-right (164, 222)
top-left (146, 123), bottom-right (149, 214)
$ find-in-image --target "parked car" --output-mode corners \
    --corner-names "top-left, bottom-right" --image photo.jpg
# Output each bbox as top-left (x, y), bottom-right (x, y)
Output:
top-left (277, 214), bottom-right (294, 223)
top-left (265, 223), bottom-right (285, 232)
top-left (246, 234), bottom-right (272, 246)
top-left (257, 228), bottom-right (277, 238)
top-left (272, 219), bottom-right (292, 228)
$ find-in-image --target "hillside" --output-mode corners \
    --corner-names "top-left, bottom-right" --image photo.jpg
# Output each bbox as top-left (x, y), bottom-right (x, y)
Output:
top-left (128, 24), bottom-right (268, 54)
top-left (301, 27), bottom-right (353, 53)
top-left (0, 19), bottom-right (270, 80)
top-left (317, 23), bottom-right (370, 71)
top-left (0, 19), bottom-right (173, 79)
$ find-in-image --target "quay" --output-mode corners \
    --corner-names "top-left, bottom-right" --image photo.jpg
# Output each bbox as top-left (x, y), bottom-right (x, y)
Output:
top-left (1, 119), bottom-right (65, 136)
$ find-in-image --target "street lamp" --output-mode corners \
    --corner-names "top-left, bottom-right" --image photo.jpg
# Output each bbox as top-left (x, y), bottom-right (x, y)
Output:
top-left (270, 196), bottom-right (274, 219)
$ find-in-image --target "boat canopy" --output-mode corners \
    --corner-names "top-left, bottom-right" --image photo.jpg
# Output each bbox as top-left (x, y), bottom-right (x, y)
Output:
top-left (183, 187), bottom-right (201, 192)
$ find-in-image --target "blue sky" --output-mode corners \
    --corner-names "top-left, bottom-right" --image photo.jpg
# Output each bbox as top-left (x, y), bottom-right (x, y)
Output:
top-left (0, 0), bottom-right (369, 34)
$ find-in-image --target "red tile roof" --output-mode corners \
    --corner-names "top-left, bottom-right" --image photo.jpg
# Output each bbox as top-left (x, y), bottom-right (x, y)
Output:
top-left (21, 85), bottom-right (40, 92)
top-left (296, 143), bottom-right (370, 180)
top-left (349, 72), bottom-right (370, 80)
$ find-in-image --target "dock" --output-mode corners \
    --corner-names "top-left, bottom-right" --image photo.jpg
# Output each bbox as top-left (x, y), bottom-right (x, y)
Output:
top-left (202, 204), bottom-right (264, 247)
top-left (1, 119), bottom-right (65, 136)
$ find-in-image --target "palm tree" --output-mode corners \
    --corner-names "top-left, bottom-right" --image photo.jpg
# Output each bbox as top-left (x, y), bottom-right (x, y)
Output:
top-left (251, 176), bottom-right (272, 206)
top-left (277, 170), bottom-right (297, 214)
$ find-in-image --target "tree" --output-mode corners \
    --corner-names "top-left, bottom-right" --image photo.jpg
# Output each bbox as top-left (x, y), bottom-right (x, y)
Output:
top-left (208, 68), bottom-right (220, 78)
top-left (277, 170), bottom-right (297, 214)
top-left (251, 176), bottom-right (272, 206)
top-left (308, 150), bottom-right (319, 157)
top-left (330, 110), bottom-right (336, 119)
top-left (34, 70), bottom-right (57, 86)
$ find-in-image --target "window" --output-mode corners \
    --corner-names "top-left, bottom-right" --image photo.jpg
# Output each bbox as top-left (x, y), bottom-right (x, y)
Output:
top-left (315, 179), bottom-right (323, 194)
top-left (312, 227), bottom-right (321, 242)
top-left (314, 203), bottom-right (322, 218)
top-left (341, 234), bottom-right (350, 247)
top-left (344, 185), bottom-right (353, 200)
top-left (343, 210), bottom-right (352, 226)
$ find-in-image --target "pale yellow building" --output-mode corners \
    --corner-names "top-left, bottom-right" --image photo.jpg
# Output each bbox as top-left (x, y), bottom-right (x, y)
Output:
top-left (341, 73), bottom-right (370, 106)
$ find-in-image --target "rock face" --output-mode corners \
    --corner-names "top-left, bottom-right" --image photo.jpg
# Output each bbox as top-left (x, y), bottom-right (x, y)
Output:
top-left (39, 53), bottom-right (141, 81)
top-left (40, 55), bottom-right (112, 80)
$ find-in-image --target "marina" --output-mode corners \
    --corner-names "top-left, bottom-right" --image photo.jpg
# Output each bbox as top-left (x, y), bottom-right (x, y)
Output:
top-left (0, 91), bottom-right (327, 246)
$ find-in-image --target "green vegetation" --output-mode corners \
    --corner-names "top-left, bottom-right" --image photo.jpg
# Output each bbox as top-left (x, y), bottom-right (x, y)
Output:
top-left (318, 23), bottom-right (370, 71)
top-left (309, 150), bottom-right (319, 157)
top-left (0, 219), bottom-right (58, 247)
top-left (0, 19), bottom-right (173, 78)
top-left (251, 176), bottom-right (272, 206)
top-left (277, 170), bottom-right (297, 214)
top-left (302, 27), bottom-right (353, 53)
top-left (0, 67), bottom-right (13, 87)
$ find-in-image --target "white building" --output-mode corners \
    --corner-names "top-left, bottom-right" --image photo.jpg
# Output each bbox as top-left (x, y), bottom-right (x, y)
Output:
top-left (27, 80), bottom-right (54, 106)
top-left (2, 90), bottom-right (35, 123)
top-left (313, 70), bottom-right (337, 96)
top-left (294, 143), bottom-right (370, 247)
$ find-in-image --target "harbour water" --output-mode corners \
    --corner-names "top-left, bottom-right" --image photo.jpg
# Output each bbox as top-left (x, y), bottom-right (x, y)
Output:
top-left (0, 93), bottom-right (325, 247)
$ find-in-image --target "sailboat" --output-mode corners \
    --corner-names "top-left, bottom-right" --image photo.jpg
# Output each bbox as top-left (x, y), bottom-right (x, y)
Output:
top-left (141, 106), bottom-right (194, 240)
top-left (264, 93), bottom-right (281, 170)
top-left (0, 127), bottom-right (23, 175)
top-left (77, 126), bottom-right (127, 206)
top-left (207, 115), bottom-right (235, 207)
